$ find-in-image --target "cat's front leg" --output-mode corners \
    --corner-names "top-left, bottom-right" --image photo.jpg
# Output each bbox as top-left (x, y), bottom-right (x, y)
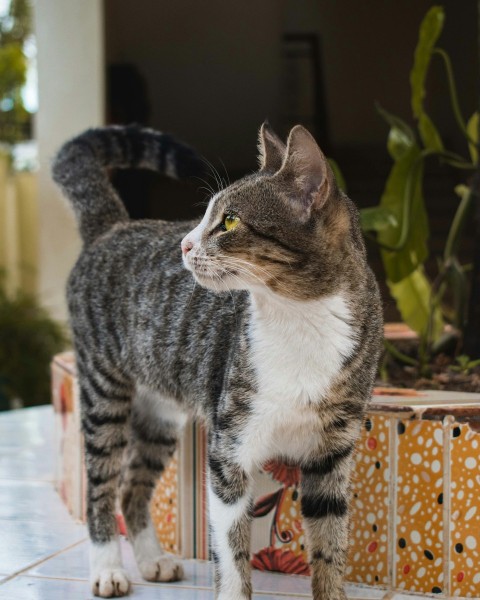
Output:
top-left (301, 443), bottom-right (356, 600)
top-left (208, 450), bottom-right (253, 600)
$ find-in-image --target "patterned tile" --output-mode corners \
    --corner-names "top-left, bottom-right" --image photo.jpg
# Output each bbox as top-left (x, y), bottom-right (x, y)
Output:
top-left (450, 423), bottom-right (480, 597)
top-left (151, 456), bottom-right (178, 554)
top-left (347, 415), bottom-right (391, 586)
top-left (395, 419), bottom-right (445, 594)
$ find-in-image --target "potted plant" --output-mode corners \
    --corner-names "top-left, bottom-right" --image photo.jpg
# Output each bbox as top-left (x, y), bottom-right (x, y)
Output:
top-left (353, 6), bottom-right (480, 391)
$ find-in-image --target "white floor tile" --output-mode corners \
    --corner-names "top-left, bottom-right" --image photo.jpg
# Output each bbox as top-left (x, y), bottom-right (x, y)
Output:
top-left (28, 538), bottom-right (214, 587)
top-left (0, 576), bottom-right (215, 600)
top-left (0, 480), bottom-right (75, 522)
top-left (0, 520), bottom-right (86, 576)
top-left (252, 569), bottom-right (310, 595)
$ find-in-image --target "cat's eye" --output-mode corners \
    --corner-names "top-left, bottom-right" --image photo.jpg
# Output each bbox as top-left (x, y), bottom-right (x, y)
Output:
top-left (222, 214), bottom-right (240, 232)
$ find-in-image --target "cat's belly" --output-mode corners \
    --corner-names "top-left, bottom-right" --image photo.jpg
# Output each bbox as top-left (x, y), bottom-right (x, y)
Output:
top-left (236, 395), bottom-right (324, 472)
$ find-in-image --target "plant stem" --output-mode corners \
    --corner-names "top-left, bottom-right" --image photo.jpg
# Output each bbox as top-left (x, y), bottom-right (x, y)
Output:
top-left (433, 48), bottom-right (476, 146)
top-left (383, 338), bottom-right (419, 367)
top-left (444, 187), bottom-right (474, 260)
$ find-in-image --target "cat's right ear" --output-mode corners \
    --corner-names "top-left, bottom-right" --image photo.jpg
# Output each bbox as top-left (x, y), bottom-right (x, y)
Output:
top-left (257, 121), bottom-right (286, 173)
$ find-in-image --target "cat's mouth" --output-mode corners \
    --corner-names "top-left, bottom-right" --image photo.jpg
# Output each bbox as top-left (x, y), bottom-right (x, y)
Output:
top-left (184, 255), bottom-right (245, 291)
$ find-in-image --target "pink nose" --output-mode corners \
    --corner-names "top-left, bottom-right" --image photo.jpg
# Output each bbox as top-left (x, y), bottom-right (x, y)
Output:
top-left (181, 239), bottom-right (193, 255)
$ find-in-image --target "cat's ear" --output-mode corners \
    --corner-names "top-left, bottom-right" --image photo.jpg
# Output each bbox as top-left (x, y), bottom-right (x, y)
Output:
top-left (279, 125), bottom-right (334, 211)
top-left (257, 121), bottom-right (286, 172)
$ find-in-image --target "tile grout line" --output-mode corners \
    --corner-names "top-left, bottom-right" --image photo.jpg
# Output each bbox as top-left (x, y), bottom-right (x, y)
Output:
top-left (442, 417), bottom-right (453, 598)
top-left (3, 573), bottom-right (315, 598)
top-left (387, 416), bottom-right (398, 592)
top-left (0, 537), bottom-right (88, 586)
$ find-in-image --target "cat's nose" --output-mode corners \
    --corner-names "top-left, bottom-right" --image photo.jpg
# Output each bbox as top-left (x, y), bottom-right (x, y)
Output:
top-left (181, 238), bottom-right (193, 255)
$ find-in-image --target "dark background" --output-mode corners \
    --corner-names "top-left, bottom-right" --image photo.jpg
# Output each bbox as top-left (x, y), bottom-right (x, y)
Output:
top-left (103, 0), bottom-right (478, 319)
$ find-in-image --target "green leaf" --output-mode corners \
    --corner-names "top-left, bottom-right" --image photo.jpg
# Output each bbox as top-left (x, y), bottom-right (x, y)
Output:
top-left (0, 43), bottom-right (27, 97)
top-left (376, 104), bottom-right (415, 159)
top-left (378, 144), bottom-right (429, 282)
top-left (327, 158), bottom-right (347, 193)
top-left (418, 113), bottom-right (443, 151)
top-left (467, 111), bottom-right (478, 164)
top-left (387, 266), bottom-right (444, 341)
top-left (410, 6), bottom-right (445, 119)
top-left (359, 206), bottom-right (397, 232)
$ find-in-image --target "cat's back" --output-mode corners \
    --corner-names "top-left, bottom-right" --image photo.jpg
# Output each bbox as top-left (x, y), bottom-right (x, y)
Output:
top-left (68, 218), bottom-right (195, 297)
top-left (66, 218), bottom-right (197, 355)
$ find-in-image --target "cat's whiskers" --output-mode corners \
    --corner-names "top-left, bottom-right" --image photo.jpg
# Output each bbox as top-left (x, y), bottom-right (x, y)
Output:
top-left (216, 254), bottom-right (291, 296)
top-left (185, 278), bottom-right (197, 311)
top-left (211, 258), bottom-right (263, 288)
top-left (218, 157), bottom-right (231, 187)
top-left (191, 175), bottom-right (216, 198)
top-left (216, 267), bottom-right (240, 322)
top-left (201, 157), bottom-right (226, 193)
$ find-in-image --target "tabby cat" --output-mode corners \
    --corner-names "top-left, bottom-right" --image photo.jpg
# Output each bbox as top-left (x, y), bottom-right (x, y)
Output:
top-left (52, 122), bottom-right (383, 599)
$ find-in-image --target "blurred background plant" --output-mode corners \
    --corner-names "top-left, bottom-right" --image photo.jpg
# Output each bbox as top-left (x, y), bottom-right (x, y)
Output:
top-left (356, 5), bottom-right (480, 374)
top-left (0, 0), bottom-right (33, 146)
top-left (0, 272), bottom-right (67, 410)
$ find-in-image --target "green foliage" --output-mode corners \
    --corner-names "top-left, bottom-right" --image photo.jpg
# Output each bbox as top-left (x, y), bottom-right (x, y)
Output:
top-left (0, 43), bottom-right (26, 95)
top-left (387, 266), bottom-right (444, 342)
top-left (357, 5), bottom-right (477, 356)
top-left (0, 277), bottom-right (68, 409)
top-left (467, 111), bottom-right (478, 165)
top-left (377, 143), bottom-right (429, 283)
top-left (449, 355), bottom-right (480, 375)
top-left (359, 206), bottom-right (397, 233)
top-left (327, 158), bottom-right (347, 193)
top-left (410, 6), bottom-right (445, 151)
top-left (0, 0), bottom-right (32, 144)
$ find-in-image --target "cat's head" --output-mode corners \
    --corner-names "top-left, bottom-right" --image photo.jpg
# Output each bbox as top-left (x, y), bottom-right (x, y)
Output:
top-left (181, 123), bottom-right (363, 300)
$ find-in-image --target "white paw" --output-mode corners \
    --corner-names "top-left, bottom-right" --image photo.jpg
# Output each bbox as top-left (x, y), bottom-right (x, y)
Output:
top-left (138, 555), bottom-right (184, 582)
top-left (91, 568), bottom-right (131, 597)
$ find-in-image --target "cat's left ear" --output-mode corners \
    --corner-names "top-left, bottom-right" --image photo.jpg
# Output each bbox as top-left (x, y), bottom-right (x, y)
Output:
top-left (258, 121), bottom-right (286, 173)
top-left (279, 125), bottom-right (334, 212)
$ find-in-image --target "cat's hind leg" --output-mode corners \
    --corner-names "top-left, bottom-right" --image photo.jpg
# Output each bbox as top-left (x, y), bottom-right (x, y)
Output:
top-left (77, 353), bottom-right (134, 597)
top-left (120, 390), bottom-right (185, 584)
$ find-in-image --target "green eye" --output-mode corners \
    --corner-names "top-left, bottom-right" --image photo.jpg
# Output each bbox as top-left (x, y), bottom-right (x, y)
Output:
top-left (223, 214), bottom-right (240, 231)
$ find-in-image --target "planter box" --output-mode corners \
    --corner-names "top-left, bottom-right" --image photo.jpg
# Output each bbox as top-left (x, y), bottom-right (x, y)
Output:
top-left (51, 353), bottom-right (480, 597)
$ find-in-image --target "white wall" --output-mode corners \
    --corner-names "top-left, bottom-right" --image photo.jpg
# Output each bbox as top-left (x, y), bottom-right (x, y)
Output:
top-left (35, 0), bottom-right (104, 321)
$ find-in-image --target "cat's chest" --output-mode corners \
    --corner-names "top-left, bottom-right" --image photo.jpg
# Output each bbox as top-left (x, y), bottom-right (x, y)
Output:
top-left (248, 293), bottom-right (356, 403)
top-left (237, 294), bottom-right (357, 469)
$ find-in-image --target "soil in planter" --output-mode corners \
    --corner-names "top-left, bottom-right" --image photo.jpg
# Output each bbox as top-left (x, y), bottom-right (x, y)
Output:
top-left (378, 342), bottom-right (480, 393)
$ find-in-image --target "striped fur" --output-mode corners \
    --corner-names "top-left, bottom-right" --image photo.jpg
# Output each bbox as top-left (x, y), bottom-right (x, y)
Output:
top-left (53, 123), bottom-right (383, 599)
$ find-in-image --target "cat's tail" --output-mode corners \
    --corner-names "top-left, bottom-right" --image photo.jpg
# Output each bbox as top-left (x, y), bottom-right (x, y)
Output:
top-left (52, 125), bottom-right (204, 245)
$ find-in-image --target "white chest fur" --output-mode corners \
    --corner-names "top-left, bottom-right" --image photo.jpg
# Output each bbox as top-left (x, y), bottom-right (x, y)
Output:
top-left (238, 293), bottom-right (357, 470)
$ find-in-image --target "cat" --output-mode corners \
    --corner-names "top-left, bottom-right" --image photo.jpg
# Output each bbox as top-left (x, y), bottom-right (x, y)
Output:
top-left (52, 122), bottom-right (383, 600)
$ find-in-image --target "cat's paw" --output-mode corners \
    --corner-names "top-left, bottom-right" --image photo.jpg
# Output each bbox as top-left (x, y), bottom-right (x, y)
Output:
top-left (90, 568), bottom-right (131, 597)
top-left (138, 555), bottom-right (184, 582)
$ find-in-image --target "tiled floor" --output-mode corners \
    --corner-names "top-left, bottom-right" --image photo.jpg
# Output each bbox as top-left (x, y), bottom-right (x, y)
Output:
top-left (0, 407), bottom-right (421, 599)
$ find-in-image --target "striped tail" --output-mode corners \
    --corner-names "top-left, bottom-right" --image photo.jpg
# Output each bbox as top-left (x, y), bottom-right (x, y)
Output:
top-left (52, 125), bottom-right (204, 245)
